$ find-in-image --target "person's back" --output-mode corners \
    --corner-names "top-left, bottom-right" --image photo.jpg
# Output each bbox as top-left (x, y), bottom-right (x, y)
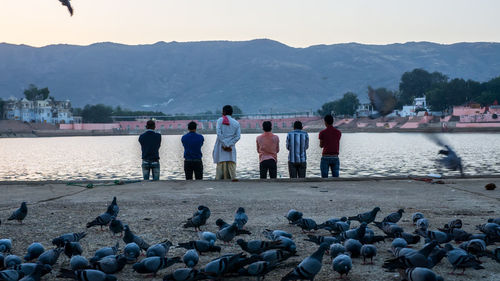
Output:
top-left (256, 121), bottom-right (279, 179)
top-left (181, 121), bottom-right (204, 180)
top-left (213, 105), bottom-right (241, 180)
top-left (286, 121), bottom-right (309, 178)
top-left (319, 115), bottom-right (341, 178)
top-left (139, 120), bottom-right (162, 180)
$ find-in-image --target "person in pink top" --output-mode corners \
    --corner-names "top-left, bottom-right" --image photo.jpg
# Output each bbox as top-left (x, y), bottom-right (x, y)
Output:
top-left (256, 121), bottom-right (280, 179)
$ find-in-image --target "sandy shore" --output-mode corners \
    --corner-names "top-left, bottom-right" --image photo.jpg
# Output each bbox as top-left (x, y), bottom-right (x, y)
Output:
top-left (1, 178), bottom-right (499, 280)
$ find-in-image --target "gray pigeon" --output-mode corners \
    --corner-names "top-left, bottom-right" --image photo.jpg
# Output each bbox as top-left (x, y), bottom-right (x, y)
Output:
top-left (419, 230), bottom-right (452, 244)
top-left (444, 243), bottom-right (484, 274)
top-left (4, 255), bottom-right (22, 268)
top-left (348, 207), bottom-right (380, 224)
top-left (70, 256), bottom-right (89, 271)
top-left (12, 263), bottom-right (51, 277)
top-left (427, 134), bottom-right (464, 176)
top-left (108, 218), bottom-right (123, 237)
top-left (412, 212), bottom-right (425, 225)
top-left (374, 221), bottom-right (404, 238)
top-left (459, 239), bottom-right (487, 257)
top-left (344, 239), bottom-right (362, 258)
top-left (236, 239), bottom-right (282, 254)
top-left (217, 223), bottom-right (238, 243)
top-left (368, 87), bottom-right (397, 118)
top-left (123, 225), bottom-right (150, 251)
top-left (86, 209), bottom-right (114, 230)
top-left (476, 223), bottom-right (500, 238)
top-left (329, 243), bottom-right (346, 258)
top-left (416, 218), bottom-right (429, 231)
top-left (57, 269), bottom-right (117, 281)
top-left (64, 242), bottom-right (83, 258)
top-left (0, 239), bottom-right (12, 253)
top-left (94, 255), bottom-right (127, 274)
top-left (123, 243), bottom-right (141, 263)
top-left (285, 209), bottom-right (303, 224)
top-left (318, 219), bottom-right (350, 233)
top-left (259, 250), bottom-right (297, 265)
top-left (163, 268), bottom-right (207, 281)
top-left (24, 243), bottom-right (45, 261)
top-left (360, 244), bottom-right (377, 264)
top-left (58, 0), bottom-right (73, 16)
top-left (234, 207), bottom-right (248, 230)
top-left (404, 267), bottom-right (444, 281)
top-left (238, 261), bottom-right (274, 281)
top-left (396, 232), bottom-right (421, 245)
top-left (146, 241), bottom-right (172, 258)
top-left (18, 263), bottom-right (45, 281)
top-left (338, 222), bottom-right (367, 241)
top-left (198, 232), bottom-right (217, 246)
top-left (90, 243), bottom-right (119, 264)
top-left (382, 209), bottom-right (404, 223)
top-left (0, 269), bottom-right (19, 281)
top-left (7, 202), bottom-right (27, 224)
top-left (216, 218), bottom-right (252, 235)
top-left (391, 238), bottom-right (408, 251)
top-left (183, 206), bottom-right (211, 232)
top-left (488, 217), bottom-right (500, 225)
top-left (177, 240), bottom-right (221, 254)
top-left (52, 232), bottom-right (87, 248)
top-left (273, 236), bottom-right (297, 253)
top-left (183, 249), bottom-right (199, 268)
top-left (107, 197), bottom-right (119, 217)
top-left (383, 241), bottom-right (438, 270)
top-left (280, 243), bottom-right (329, 281)
top-left (38, 248), bottom-right (63, 266)
top-left (202, 254), bottom-right (234, 278)
top-left (262, 229), bottom-right (293, 241)
top-left (304, 235), bottom-right (338, 245)
top-left (332, 254), bottom-right (352, 278)
top-left (133, 256), bottom-right (181, 276)
top-left (291, 218), bottom-right (318, 232)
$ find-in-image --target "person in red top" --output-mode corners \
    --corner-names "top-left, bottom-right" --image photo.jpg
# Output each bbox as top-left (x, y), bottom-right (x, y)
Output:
top-left (256, 121), bottom-right (280, 179)
top-left (318, 114), bottom-right (341, 178)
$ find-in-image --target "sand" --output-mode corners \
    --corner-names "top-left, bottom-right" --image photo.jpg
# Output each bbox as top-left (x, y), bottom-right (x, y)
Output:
top-left (1, 178), bottom-right (499, 280)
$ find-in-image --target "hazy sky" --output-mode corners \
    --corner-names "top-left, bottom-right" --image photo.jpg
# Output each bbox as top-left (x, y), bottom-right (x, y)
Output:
top-left (1, 0), bottom-right (499, 47)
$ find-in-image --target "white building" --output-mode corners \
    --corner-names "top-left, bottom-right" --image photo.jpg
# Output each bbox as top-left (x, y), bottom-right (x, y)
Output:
top-left (399, 97), bottom-right (428, 117)
top-left (3, 97), bottom-right (74, 124)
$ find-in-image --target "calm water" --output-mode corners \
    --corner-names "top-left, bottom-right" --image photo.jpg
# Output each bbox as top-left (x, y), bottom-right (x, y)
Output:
top-left (0, 133), bottom-right (499, 181)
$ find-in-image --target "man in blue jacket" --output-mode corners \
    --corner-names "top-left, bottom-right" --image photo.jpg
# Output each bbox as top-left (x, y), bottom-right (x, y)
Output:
top-left (181, 121), bottom-right (205, 180)
top-left (139, 120), bottom-right (162, 180)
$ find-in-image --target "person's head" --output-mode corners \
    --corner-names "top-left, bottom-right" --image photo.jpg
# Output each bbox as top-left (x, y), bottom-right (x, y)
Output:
top-left (293, 121), bottom-right (303, 130)
top-left (188, 121), bottom-right (197, 132)
top-left (222, 105), bottom-right (233, 116)
top-left (146, 120), bottom-right (155, 130)
top-left (324, 114), bottom-right (334, 126)
top-left (262, 121), bottom-right (272, 132)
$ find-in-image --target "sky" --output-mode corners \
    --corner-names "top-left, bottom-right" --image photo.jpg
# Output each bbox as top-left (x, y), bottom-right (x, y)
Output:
top-left (1, 0), bottom-right (499, 48)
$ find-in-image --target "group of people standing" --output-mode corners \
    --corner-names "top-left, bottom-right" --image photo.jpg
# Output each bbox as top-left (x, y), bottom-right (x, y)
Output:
top-left (138, 105), bottom-right (341, 181)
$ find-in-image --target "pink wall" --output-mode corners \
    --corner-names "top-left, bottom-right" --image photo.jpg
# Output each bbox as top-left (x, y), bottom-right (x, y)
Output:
top-left (60, 123), bottom-right (120, 130)
top-left (456, 122), bottom-right (500, 128)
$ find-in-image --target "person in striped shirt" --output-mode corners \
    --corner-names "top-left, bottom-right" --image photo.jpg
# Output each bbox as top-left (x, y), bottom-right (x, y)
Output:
top-left (286, 121), bottom-right (309, 178)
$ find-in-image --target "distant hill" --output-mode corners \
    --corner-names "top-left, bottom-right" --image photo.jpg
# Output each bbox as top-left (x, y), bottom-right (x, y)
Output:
top-left (1, 39), bottom-right (500, 113)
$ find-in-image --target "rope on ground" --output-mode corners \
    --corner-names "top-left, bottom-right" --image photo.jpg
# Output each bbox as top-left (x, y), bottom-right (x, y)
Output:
top-left (66, 179), bottom-right (142, 189)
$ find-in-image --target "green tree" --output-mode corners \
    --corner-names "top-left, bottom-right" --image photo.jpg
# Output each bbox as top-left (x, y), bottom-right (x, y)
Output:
top-left (318, 92), bottom-right (360, 116)
top-left (23, 84), bottom-right (50, 101)
top-left (399, 69), bottom-right (447, 107)
top-left (425, 78), bottom-right (482, 111)
top-left (81, 104), bottom-right (113, 123)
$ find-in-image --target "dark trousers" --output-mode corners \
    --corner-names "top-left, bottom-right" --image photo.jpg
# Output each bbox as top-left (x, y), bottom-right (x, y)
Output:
top-left (184, 159), bottom-right (203, 180)
top-left (288, 162), bottom-right (307, 178)
top-left (320, 156), bottom-right (340, 178)
top-left (260, 159), bottom-right (277, 179)
top-left (142, 160), bottom-right (160, 181)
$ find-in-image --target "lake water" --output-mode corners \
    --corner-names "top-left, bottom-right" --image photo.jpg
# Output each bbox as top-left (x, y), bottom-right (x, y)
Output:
top-left (0, 133), bottom-right (499, 181)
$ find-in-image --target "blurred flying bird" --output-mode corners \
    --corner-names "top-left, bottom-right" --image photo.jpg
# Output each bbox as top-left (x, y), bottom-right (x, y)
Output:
top-left (426, 134), bottom-right (464, 177)
top-left (59, 0), bottom-right (73, 16)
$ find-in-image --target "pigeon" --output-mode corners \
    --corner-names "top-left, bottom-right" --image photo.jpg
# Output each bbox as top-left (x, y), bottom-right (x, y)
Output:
top-left (412, 212), bottom-right (425, 225)
top-left (210, 252), bottom-right (253, 276)
top-left (7, 202), bottom-right (28, 224)
top-left (420, 230), bottom-right (453, 244)
top-left (382, 209), bottom-right (404, 223)
top-left (304, 235), bottom-right (339, 245)
top-left (0, 239), bottom-right (12, 253)
top-left (444, 243), bottom-right (484, 274)
top-left (427, 134), bottom-right (464, 176)
top-left (488, 217), bottom-right (500, 225)
top-left (368, 87), bottom-right (397, 118)
top-left (217, 223), bottom-right (238, 243)
top-left (202, 254), bottom-right (241, 278)
top-left (3, 255), bottom-right (22, 268)
top-left (374, 221), bottom-right (404, 238)
top-left (416, 218), bottom-right (429, 231)
top-left (272, 236), bottom-right (296, 253)
top-left (24, 243), bottom-right (45, 261)
top-left (348, 207), bottom-right (380, 224)
top-left (459, 239), bottom-right (487, 258)
top-left (403, 267), bottom-right (444, 281)
top-left (262, 229), bottom-right (293, 241)
top-left (17, 263), bottom-right (45, 281)
top-left (52, 232), bottom-right (87, 248)
top-left (238, 261), bottom-right (274, 281)
top-left (108, 218), bottom-right (123, 236)
top-left (290, 218), bottom-right (318, 232)
top-left (89, 243), bottom-right (119, 264)
top-left (70, 256), bottom-right (89, 271)
top-left (391, 238), bottom-right (408, 250)
top-left (177, 240), bottom-right (221, 254)
top-left (58, 0), bottom-right (73, 16)
top-left (448, 228), bottom-right (472, 243)
top-left (285, 209), bottom-right (303, 224)
top-left (123, 225), bottom-right (150, 251)
top-left (146, 241), bottom-right (172, 258)
top-left (442, 219), bottom-right (463, 230)
top-left (183, 249), bottom-right (199, 268)
top-left (163, 268), bottom-right (207, 281)
top-left (236, 239), bottom-right (282, 254)
top-left (64, 242), bottom-right (83, 258)
top-left (476, 223), bottom-right (500, 239)
top-left (259, 250), bottom-right (296, 265)
top-left (344, 239), bottom-right (362, 258)
top-left (397, 232), bottom-right (421, 245)
top-left (12, 263), bottom-right (52, 277)
top-left (87, 208), bottom-right (114, 230)
top-left (329, 243), bottom-right (346, 258)
top-left (216, 218), bottom-right (251, 235)
top-left (94, 255), bottom-right (127, 274)
top-left (123, 243), bottom-right (141, 263)
top-left (360, 244), bottom-right (377, 264)
top-left (234, 207), bottom-right (248, 230)
top-left (38, 248), bottom-right (63, 266)
top-left (133, 256), bottom-right (181, 276)
top-left (57, 269), bottom-right (117, 281)
top-left (198, 232), bottom-right (217, 246)
top-left (332, 254), bottom-right (352, 279)
top-left (318, 219), bottom-right (351, 233)
top-left (107, 197), bottom-right (119, 217)
top-left (383, 241), bottom-right (438, 270)
top-left (427, 247), bottom-right (447, 269)
top-left (338, 222), bottom-right (367, 241)
top-left (280, 243), bottom-right (329, 281)
top-left (0, 269), bottom-right (19, 281)
top-left (183, 206), bottom-right (211, 231)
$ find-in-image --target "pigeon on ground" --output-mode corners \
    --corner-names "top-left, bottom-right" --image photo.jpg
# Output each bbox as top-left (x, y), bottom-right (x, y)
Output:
top-left (329, 243), bottom-right (346, 258)
top-left (280, 243), bottom-right (329, 281)
top-left (291, 218), bottom-right (318, 232)
top-left (108, 218), bottom-right (123, 237)
top-left (58, 269), bottom-right (117, 281)
top-left (318, 218), bottom-right (351, 233)
top-left (259, 250), bottom-right (297, 265)
top-left (236, 239), bottom-right (282, 255)
top-left (17, 263), bottom-right (46, 281)
top-left (89, 243), bottom-right (119, 264)
top-left (183, 206), bottom-right (211, 232)
top-left (87, 208), bottom-right (114, 230)
top-left (183, 249), bottom-right (199, 268)
top-left (262, 229), bottom-right (293, 241)
top-left (368, 87), bottom-right (397, 119)
top-left (383, 241), bottom-right (438, 270)
top-left (12, 263), bottom-right (52, 277)
top-left (442, 219), bottom-right (463, 230)
top-left (304, 235), bottom-right (339, 245)
top-left (7, 202), bottom-right (27, 224)
top-left (64, 242), bottom-right (83, 258)
top-left (202, 253), bottom-right (242, 278)
top-left (476, 223), bottom-right (500, 239)
top-left (396, 232), bottom-right (421, 245)
top-left (163, 268), bottom-right (207, 281)
top-left (58, 0), bottom-right (73, 16)
top-left (4, 255), bottom-right (22, 268)
top-left (217, 223), bottom-right (238, 243)
top-left (0, 269), bottom-right (19, 281)
top-left (391, 238), bottom-right (408, 250)
top-left (338, 222), bottom-right (367, 241)
top-left (284, 209), bottom-right (303, 224)
top-left (420, 230), bottom-right (453, 244)
top-left (238, 261), bottom-right (274, 281)
top-left (132, 256), bottom-right (181, 276)
top-left (332, 254), bottom-right (352, 279)
top-left (416, 218), bottom-right (430, 231)
top-left (344, 239), bottom-right (362, 258)
top-left (123, 243), bottom-right (141, 263)
top-left (382, 209), bottom-right (404, 223)
top-left (123, 225), bottom-right (150, 251)
top-left (234, 207), bottom-right (248, 230)
top-left (199, 232), bottom-right (217, 246)
top-left (427, 247), bottom-right (447, 269)
top-left (360, 244), bottom-right (377, 264)
top-left (272, 236), bottom-right (296, 253)
top-left (52, 232), bottom-right (87, 248)
top-left (459, 239), bottom-right (489, 258)
top-left (488, 218), bottom-right (500, 225)
top-left (216, 219), bottom-right (251, 235)
top-left (444, 243), bottom-right (484, 274)
top-left (37, 248), bottom-right (63, 266)
top-left (0, 239), bottom-right (12, 253)
top-left (24, 243), bottom-right (45, 261)
top-left (70, 256), bottom-right (89, 271)
top-left (107, 197), bottom-right (119, 217)
top-left (348, 207), bottom-right (380, 224)
top-left (177, 240), bottom-right (221, 254)
top-left (94, 255), bottom-right (128, 274)
top-left (403, 267), bottom-right (444, 281)
top-left (146, 241), bottom-right (172, 258)
top-left (374, 221), bottom-right (404, 238)
top-left (412, 212), bottom-right (425, 225)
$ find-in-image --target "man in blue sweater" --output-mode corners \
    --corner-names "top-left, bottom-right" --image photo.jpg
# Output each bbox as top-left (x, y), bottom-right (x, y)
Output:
top-left (181, 121), bottom-right (205, 180)
top-left (139, 120), bottom-right (162, 180)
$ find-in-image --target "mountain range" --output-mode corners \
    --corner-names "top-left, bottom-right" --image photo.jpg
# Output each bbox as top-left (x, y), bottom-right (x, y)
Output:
top-left (1, 39), bottom-right (500, 113)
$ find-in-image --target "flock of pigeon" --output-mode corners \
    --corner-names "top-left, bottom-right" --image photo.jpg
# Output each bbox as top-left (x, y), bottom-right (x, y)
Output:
top-left (1, 196), bottom-right (500, 281)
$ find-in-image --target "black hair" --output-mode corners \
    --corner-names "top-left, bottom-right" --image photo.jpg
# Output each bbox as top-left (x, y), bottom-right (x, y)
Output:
top-left (262, 121), bottom-right (272, 132)
top-left (188, 121), bottom-right (197, 131)
top-left (293, 121), bottom-right (303, 130)
top-left (222, 105), bottom-right (233, 116)
top-left (324, 114), bottom-right (334, 125)
top-left (146, 120), bottom-right (155, 129)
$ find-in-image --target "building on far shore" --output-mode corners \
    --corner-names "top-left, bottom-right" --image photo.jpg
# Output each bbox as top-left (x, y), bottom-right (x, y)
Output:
top-left (2, 97), bottom-right (74, 124)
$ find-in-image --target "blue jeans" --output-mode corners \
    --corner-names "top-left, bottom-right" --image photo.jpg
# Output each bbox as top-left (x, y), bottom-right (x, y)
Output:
top-left (320, 156), bottom-right (340, 178)
top-left (142, 161), bottom-right (160, 181)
